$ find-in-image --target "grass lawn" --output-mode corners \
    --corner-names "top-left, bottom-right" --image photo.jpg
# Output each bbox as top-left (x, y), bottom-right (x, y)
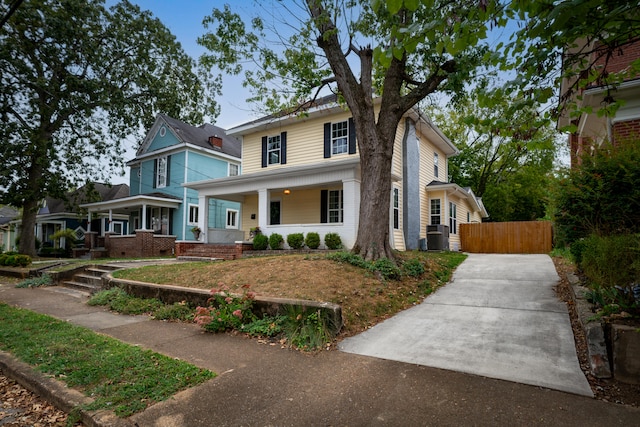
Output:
top-left (113, 251), bottom-right (467, 338)
top-left (0, 303), bottom-right (215, 417)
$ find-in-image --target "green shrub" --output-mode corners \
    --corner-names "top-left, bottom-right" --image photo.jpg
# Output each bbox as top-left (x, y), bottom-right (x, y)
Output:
top-left (305, 232), bottom-right (321, 249)
top-left (242, 315), bottom-right (286, 337)
top-left (88, 288), bottom-right (163, 315)
top-left (281, 305), bottom-right (332, 351)
top-left (286, 233), bottom-right (305, 250)
top-left (253, 233), bottom-right (269, 250)
top-left (0, 252), bottom-right (31, 267)
top-left (153, 302), bottom-right (195, 321)
top-left (569, 239), bottom-right (587, 265)
top-left (269, 233), bottom-right (284, 250)
top-left (194, 285), bottom-right (257, 332)
top-left (324, 233), bottom-right (342, 250)
top-left (16, 274), bottom-right (53, 288)
top-left (580, 234), bottom-right (640, 297)
top-left (326, 251), bottom-right (367, 268)
top-left (372, 258), bottom-right (402, 280)
top-left (401, 258), bottom-right (425, 277)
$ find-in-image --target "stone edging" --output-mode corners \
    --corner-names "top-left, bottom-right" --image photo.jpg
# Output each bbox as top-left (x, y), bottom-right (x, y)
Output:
top-left (567, 272), bottom-right (612, 378)
top-left (103, 273), bottom-right (344, 336)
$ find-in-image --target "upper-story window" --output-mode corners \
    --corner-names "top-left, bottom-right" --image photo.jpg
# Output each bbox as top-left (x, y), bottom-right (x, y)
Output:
top-left (261, 132), bottom-right (287, 168)
top-left (324, 118), bottom-right (356, 158)
top-left (229, 163), bottom-right (239, 176)
top-left (332, 121), bottom-right (349, 155)
top-left (268, 135), bottom-right (281, 165)
top-left (156, 156), bottom-right (168, 188)
top-left (434, 153), bottom-right (439, 178)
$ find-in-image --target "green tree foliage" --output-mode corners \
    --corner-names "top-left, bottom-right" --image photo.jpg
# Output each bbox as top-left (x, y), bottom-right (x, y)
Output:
top-left (504, 0), bottom-right (640, 120)
top-left (430, 83), bottom-right (562, 222)
top-left (0, 0), bottom-right (219, 256)
top-left (198, 0), bottom-right (505, 260)
top-left (554, 139), bottom-right (640, 246)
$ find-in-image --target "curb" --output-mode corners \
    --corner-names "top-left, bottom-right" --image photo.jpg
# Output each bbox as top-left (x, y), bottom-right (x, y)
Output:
top-left (0, 351), bottom-right (134, 427)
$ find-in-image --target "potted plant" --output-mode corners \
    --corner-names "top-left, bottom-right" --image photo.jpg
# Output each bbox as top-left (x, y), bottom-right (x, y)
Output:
top-left (191, 226), bottom-right (201, 240)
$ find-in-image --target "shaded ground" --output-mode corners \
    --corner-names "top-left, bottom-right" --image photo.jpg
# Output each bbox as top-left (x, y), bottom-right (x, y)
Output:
top-left (0, 373), bottom-right (81, 427)
top-left (552, 256), bottom-right (640, 407)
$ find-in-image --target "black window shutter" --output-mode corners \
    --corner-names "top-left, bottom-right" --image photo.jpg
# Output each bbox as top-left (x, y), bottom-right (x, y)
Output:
top-left (166, 155), bottom-right (171, 185)
top-left (348, 117), bottom-right (356, 154)
top-left (280, 132), bottom-right (287, 165)
top-left (261, 136), bottom-right (267, 168)
top-left (320, 189), bottom-right (328, 223)
top-left (153, 159), bottom-right (157, 188)
top-left (323, 122), bottom-right (331, 158)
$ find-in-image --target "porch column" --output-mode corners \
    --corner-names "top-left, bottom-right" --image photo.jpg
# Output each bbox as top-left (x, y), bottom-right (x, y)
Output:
top-left (257, 189), bottom-right (269, 229)
top-left (108, 209), bottom-right (113, 233)
top-left (342, 178), bottom-right (360, 249)
top-left (199, 195), bottom-right (208, 242)
top-left (87, 212), bottom-right (92, 232)
top-left (141, 204), bottom-right (148, 230)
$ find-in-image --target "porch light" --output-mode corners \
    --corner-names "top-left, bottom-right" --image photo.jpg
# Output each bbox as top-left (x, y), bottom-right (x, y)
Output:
top-left (283, 189), bottom-right (291, 195)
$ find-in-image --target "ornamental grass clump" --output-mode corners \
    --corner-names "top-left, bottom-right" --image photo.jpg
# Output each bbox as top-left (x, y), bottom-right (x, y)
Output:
top-left (194, 284), bottom-right (257, 332)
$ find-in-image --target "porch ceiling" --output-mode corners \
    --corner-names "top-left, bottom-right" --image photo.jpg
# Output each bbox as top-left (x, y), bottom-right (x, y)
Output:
top-left (185, 157), bottom-right (361, 199)
top-left (80, 194), bottom-right (182, 215)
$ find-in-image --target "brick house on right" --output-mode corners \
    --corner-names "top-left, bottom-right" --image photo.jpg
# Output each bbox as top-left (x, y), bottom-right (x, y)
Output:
top-left (557, 39), bottom-right (640, 167)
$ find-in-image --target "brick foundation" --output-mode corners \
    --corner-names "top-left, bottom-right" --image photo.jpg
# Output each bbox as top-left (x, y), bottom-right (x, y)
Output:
top-left (175, 242), bottom-right (254, 260)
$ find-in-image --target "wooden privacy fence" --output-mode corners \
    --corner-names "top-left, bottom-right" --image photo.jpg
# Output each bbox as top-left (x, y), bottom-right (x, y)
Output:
top-left (459, 221), bottom-right (553, 254)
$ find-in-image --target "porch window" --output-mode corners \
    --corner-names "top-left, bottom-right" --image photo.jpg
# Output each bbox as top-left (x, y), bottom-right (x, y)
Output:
top-left (188, 204), bottom-right (199, 226)
top-left (393, 188), bottom-right (399, 229)
top-left (430, 199), bottom-right (441, 225)
top-left (328, 190), bottom-right (343, 223)
top-left (331, 120), bottom-right (348, 155)
top-left (156, 156), bottom-right (168, 188)
top-left (112, 221), bottom-right (124, 235)
top-left (226, 209), bottom-right (239, 229)
top-left (449, 202), bottom-right (457, 234)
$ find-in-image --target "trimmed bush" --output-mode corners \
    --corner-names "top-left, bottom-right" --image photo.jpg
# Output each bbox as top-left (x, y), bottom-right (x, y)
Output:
top-left (286, 233), bottom-right (305, 250)
top-left (304, 232), bottom-right (320, 249)
top-left (253, 233), bottom-right (269, 250)
top-left (324, 233), bottom-right (342, 250)
top-left (0, 252), bottom-right (31, 267)
top-left (269, 233), bottom-right (284, 250)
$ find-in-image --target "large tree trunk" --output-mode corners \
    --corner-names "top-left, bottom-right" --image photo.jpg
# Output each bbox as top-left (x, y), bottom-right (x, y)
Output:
top-left (350, 113), bottom-right (398, 261)
top-left (19, 199), bottom-right (38, 257)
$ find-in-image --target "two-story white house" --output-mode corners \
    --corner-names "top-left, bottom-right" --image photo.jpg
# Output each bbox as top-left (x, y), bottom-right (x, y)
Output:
top-left (186, 96), bottom-right (487, 252)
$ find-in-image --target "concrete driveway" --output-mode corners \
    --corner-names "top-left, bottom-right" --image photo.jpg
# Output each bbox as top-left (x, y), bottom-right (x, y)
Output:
top-left (339, 253), bottom-right (593, 397)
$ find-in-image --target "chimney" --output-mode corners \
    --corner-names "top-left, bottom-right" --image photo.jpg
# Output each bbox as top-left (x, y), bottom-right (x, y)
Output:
top-left (209, 135), bottom-right (223, 149)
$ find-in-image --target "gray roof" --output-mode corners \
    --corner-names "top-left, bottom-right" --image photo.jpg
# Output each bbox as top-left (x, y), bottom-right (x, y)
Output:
top-left (159, 114), bottom-right (241, 159)
top-left (40, 183), bottom-right (130, 215)
top-left (0, 206), bottom-right (18, 225)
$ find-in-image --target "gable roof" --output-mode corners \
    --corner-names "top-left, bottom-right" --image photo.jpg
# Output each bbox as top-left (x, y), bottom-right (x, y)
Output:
top-left (135, 114), bottom-right (241, 160)
top-left (227, 94), bottom-right (458, 156)
top-left (39, 183), bottom-right (130, 215)
top-left (0, 206), bottom-right (18, 225)
top-left (426, 180), bottom-right (489, 218)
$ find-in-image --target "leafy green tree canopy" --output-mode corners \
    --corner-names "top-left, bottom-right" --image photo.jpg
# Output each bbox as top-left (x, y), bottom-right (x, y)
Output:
top-left (198, 0), bottom-right (504, 260)
top-left (0, 0), bottom-right (219, 256)
top-left (430, 82), bottom-right (562, 222)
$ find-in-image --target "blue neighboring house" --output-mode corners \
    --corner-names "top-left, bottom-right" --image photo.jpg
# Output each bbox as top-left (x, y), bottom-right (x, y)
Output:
top-left (81, 114), bottom-right (242, 257)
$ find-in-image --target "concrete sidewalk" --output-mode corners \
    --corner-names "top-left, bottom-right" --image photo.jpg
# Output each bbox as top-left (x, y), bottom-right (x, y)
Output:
top-left (339, 254), bottom-right (593, 396)
top-left (2, 266), bottom-right (639, 425)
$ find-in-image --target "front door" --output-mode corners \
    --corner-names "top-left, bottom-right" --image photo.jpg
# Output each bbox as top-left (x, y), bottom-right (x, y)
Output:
top-left (270, 200), bottom-right (281, 225)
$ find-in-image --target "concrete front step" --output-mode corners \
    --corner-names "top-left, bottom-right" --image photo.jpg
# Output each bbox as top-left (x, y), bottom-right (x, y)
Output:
top-left (61, 280), bottom-right (101, 294)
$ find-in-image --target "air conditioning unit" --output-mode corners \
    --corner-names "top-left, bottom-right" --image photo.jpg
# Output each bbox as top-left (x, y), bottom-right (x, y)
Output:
top-left (426, 224), bottom-right (449, 251)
